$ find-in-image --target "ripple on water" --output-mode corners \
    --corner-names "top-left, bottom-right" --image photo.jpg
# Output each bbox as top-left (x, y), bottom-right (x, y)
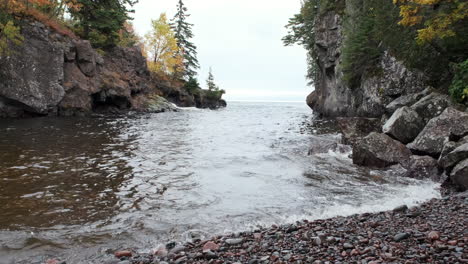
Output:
top-left (0, 102), bottom-right (440, 263)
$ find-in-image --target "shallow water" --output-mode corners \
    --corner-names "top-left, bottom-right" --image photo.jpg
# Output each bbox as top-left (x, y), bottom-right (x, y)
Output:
top-left (0, 102), bottom-right (440, 263)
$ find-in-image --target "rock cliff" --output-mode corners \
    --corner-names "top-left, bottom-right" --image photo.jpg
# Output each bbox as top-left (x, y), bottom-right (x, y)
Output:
top-left (0, 20), bottom-right (225, 118)
top-left (307, 11), bottom-right (427, 118)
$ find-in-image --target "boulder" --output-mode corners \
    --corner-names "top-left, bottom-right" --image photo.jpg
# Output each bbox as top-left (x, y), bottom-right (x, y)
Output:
top-left (353, 132), bottom-right (412, 168)
top-left (403, 155), bottom-right (440, 181)
top-left (337, 117), bottom-right (381, 146)
top-left (385, 88), bottom-right (430, 114)
top-left (438, 143), bottom-right (468, 170)
top-left (0, 21), bottom-right (65, 115)
top-left (408, 108), bottom-right (468, 157)
top-left (306, 91), bottom-right (317, 111)
top-left (410, 93), bottom-right (452, 123)
top-left (383, 106), bottom-right (425, 144)
top-left (451, 159), bottom-right (468, 191)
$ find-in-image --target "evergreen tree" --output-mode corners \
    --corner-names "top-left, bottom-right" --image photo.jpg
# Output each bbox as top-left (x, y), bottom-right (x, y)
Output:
top-left (171, 0), bottom-right (199, 79)
top-left (206, 67), bottom-right (218, 91)
top-left (67, 0), bottom-right (138, 48)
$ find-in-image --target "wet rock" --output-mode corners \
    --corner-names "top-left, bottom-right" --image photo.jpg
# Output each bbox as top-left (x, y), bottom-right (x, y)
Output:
top-left (451, 159), bottom-right (468, 191)
top-left (439, 143), bottom-right (468, 170)
top-left (403, 155), bottom-right (440, 181)
top-left (343, 243), bottom-right (354, 249)
top-left (427, 231), bottom-right (440, 241)
top-left (408, 108), bottom-right (468, 157)
top-left (353, 132), bottom-right (412, 168)
top-left (169, 245), bottom-right (186, 255)
top-left (383, 106), bottom-right (425, 144)
top-left (393, 205), bottom-right (408, 213)
top-left (115, 250), bottom-right (132, 258)
top-left (225, 238), bottom-right (243, 245)
top-left (337, 117), bottom-right (381, 146)
top-left (394, 233), bottom-right (411, 242)
top-left (203, 241), bottom-right (220, 252)
top-left (411, 93), bottom-right (453, 123)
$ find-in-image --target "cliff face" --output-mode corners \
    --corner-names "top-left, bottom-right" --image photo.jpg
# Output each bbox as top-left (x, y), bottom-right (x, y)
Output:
top-left (307, 10), bottom-right (428, 118)
top-left (0, 21), bottom-right (226, 118)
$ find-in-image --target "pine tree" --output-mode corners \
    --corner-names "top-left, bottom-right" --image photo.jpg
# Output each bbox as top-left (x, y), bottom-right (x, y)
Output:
top-left (67, 0), bottom-right (138, 48)
top-left (206, 67), bottom-right (218, 91)
top-left (171, 0), bottom-right (199, 79)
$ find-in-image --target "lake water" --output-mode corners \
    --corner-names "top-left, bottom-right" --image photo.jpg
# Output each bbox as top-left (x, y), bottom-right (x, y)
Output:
top-left (0, 102), bottom-right (440, 263)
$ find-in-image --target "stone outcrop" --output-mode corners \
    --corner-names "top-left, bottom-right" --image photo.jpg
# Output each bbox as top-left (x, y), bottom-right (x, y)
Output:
top-left (0, 20), bottom-right (226, 118)
top-left (352, 132), bottom-right (412, 168)
top-left (308, 9), bottom-right (427, 118)
top-left (407, 108), bottom-right (468, 157)
top-left (383, 106), bottom-right (425, 144)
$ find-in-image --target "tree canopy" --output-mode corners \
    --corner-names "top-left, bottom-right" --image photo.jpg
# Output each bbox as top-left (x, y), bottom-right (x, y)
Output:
top-left (144, 13), bottom-right (184, 75)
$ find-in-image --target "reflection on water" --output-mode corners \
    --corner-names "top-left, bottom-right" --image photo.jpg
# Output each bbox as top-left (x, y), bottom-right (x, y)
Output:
top-left (0, 102), bottom-right (440, 264)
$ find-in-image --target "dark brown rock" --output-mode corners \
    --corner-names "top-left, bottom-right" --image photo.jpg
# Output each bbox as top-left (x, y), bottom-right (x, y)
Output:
top-left (353, 132), bottom-right (412, 168)
top-left (451, 159), bottom-right (468, 191)
top-left (403, 155), bottom-right (440, 181)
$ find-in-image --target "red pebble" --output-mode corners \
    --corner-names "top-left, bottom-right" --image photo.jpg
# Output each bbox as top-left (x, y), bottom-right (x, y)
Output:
top-left (203, 241), bottom-right (220, 251)
top-left (427, 231), bottom-right (440, 241)
top-left (115, 250), bottom-right (132, 258)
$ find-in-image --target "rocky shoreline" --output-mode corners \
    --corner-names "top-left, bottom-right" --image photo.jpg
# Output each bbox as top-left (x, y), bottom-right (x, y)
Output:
top-left (46, 191), bottom-right (465, 264)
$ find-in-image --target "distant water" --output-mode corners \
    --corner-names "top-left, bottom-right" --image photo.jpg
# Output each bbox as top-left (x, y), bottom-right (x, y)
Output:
top-left (0, 101), bottom-right (440, 264)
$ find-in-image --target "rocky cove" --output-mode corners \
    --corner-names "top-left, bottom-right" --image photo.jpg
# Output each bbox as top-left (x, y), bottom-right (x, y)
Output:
top-left (0, 2), bottom-right (468, 264)
top-left (0, 21), bottom-right (226, 118)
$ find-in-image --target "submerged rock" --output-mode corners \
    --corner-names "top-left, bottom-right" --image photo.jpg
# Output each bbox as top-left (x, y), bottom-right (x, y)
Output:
top-left (408, 108), bottom-right (468, 157)
top-left (353, 132), bottom-right (412, 168)
top-left (383, 106), bottom-right (425, 144)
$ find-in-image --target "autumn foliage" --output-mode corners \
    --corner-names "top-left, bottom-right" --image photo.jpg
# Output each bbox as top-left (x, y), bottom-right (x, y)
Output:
top-left (1, 0), bottom-right (77, 38)
top-left (394, 0), bottom-right (468, 44)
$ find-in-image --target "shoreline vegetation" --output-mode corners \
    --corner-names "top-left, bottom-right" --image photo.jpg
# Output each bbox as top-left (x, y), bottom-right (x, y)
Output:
top-left (0, 0), bottom-right (226, 118)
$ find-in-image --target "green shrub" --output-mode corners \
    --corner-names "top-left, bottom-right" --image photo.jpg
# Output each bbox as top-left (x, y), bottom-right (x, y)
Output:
top-left (449, 60), bottom-right (468, 104)
top-left (184, 77), bottom-right (201, 95)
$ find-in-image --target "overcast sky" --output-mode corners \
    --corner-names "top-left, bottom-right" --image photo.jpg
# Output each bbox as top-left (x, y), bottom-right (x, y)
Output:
top-left (132, 0), bottom-right (310, 102)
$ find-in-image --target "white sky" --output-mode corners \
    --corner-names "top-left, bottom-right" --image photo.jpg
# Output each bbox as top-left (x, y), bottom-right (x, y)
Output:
top-left (132, 0), bottom-right (310, 102)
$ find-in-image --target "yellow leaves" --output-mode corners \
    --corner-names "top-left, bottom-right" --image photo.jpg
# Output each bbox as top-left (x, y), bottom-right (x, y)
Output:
top-left (395, 0), bottom-right (468, 44)
top-left (398, 5), bottom-right (422, 26)
top-left (144, 13), bottom-right (184, 76)
top-left (0, 20), bottom-right (24, 57)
